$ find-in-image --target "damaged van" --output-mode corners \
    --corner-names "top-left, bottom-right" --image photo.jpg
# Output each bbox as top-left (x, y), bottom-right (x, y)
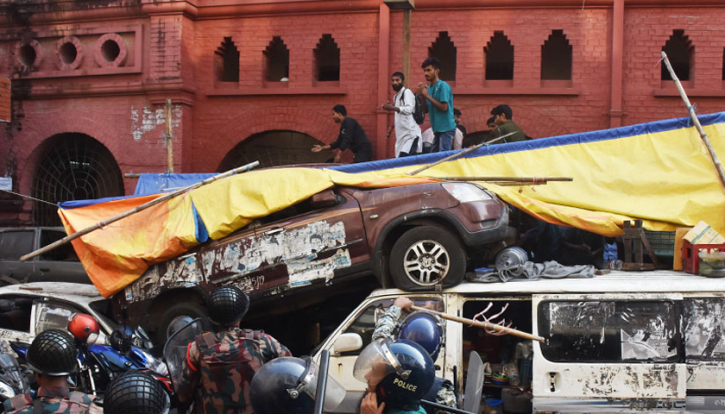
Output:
top-left (313, 271), bottom-right (725, 413)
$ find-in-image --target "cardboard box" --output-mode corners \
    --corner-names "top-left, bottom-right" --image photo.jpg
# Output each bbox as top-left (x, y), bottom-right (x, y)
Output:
top-left (683, 221), bottom-right (725, 245)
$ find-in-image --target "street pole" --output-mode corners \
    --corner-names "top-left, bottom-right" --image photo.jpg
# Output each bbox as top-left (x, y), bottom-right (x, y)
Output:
top-left (165, 98), bottom-right (174, 173)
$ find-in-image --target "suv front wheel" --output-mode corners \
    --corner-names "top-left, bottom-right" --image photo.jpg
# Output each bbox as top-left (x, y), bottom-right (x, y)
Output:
top-left (390, 226), bottom-right (466, 291)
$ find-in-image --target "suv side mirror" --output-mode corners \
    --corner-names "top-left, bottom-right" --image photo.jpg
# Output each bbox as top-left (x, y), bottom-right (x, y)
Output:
top-left (332, 333), bottom-right (363, 354)
top-left (310, 190), bottom-right (339, 209)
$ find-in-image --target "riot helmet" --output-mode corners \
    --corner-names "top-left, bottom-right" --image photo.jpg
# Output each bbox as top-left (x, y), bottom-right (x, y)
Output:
top-left (68, 313), bottom-right (100, 344)
top-left (104, 371), bottom-right (169, 414)
top-left (26, 329), bottom-right (77, 376)
top-left (207, 286), bottom-right (249, 326)
top-left (397, 311), bottom-right (443, 361)
top-left (250, 357), bottom-right (346, 414)
top-left (353, 339), bottom-right (435, 411)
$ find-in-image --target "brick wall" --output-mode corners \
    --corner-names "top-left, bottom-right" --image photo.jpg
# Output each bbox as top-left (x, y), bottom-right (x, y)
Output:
top-left (2, 1), bottom-right (725, 224)
top-left (623, 7), bottom-right (725, 125)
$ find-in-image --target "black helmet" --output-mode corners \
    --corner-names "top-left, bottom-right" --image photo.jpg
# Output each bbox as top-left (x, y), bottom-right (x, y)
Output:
top-left (26, 329), bottom-right (77, 376)
top-left (207, 286), bottom-right (249, 326)
top-left (397, 311), bottom-right (443, 360)
top-left (250, 357), bottom-right (346, 414)
top-left (353, 339), bottom-right (435, 411)
top-left (104, 371), bottom-right (169, 414)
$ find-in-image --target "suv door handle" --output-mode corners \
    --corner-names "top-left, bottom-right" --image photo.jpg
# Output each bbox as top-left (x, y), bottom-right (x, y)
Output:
top-left (264, 228), bottom-right (284, 236)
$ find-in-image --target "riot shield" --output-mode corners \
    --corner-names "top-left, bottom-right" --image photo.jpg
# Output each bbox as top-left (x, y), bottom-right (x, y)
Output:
top-left (462, 351), bottom-right (484, 413)
top-left (162, 318), bottom-right (203, 393)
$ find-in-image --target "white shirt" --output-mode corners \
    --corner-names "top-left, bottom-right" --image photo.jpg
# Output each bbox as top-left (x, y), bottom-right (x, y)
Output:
top-left (393, 87), bottom-right (422, 156)
top-left (453, 127), bottom-right (464, 150)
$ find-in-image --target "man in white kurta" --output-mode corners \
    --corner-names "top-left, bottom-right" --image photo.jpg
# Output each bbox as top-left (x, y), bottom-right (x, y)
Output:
top-left (382, 72), bottom-right (422, 157)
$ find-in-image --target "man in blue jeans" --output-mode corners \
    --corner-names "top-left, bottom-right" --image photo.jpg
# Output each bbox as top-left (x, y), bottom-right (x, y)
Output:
top-left (417, 57), bottom-right (456, 152)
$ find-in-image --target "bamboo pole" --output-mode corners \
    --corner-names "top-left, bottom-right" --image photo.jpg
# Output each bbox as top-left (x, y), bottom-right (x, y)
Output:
top-left (407, 131), bottom-right (517, 176)
top-left (20, 161), bottom-right (260, 262)
top-left (411, 305), bottom-right (545, 343)
top-left (438, 176), bottom-right (573, 183)
top-left (661, 51), bottom-right (725, 192)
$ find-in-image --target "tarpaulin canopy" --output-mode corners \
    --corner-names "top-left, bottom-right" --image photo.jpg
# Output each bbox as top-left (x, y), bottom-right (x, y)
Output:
top-left (59, 112), bottom-right (725, 297)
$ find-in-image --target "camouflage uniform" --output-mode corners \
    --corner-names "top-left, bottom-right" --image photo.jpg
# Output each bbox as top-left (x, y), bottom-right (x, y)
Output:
top-left (2, 386), bottom-right (101, 414)
top-left (176, 328), bottom-right (291, 414)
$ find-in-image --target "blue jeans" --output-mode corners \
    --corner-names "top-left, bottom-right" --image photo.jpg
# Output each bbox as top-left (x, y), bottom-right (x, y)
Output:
top-left (432, 130), bottom-right (455, 152)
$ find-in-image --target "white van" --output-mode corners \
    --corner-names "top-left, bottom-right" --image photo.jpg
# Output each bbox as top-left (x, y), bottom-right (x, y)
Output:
top-left (313, 271), bottom-right (725, 413)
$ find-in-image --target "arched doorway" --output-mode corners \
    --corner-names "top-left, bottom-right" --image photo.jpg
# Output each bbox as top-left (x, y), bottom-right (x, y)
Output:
top-left (217, 130), bottom-right (329, 171)
top-left (31, 133), bottom-right (124, 226)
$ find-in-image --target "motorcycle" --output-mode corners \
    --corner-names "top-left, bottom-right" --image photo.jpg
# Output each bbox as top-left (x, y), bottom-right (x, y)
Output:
top-left (81, 326), bottom-right (172, 395)
top-left (164, 318), bottom-right (203, 414)
top-left (10, 324), bottom-right (172, 398)
top-left (0, 353), bottom-right (29, 404)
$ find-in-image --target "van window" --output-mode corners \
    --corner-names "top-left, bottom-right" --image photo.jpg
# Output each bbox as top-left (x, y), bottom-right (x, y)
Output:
top-left (35, 301), bottom-right (78, 334)
top-left (39, 230), bottom-right (79, 261)
top-left (539, 300), bottom-right (680, 363)
top-left (0, 231), bottom-right (34, 260)
top-left (340, 297), bottom-right (443, 356)
top-left (684, 298), bottom-right (725, 361)
top-left (0, 296), bottom-right (33, 332)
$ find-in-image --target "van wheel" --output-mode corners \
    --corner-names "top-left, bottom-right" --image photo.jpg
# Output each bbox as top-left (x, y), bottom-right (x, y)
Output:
top-left (153, 302), bottom-right (210, 346)
top-left (390, 226), bottom-right (466, 291)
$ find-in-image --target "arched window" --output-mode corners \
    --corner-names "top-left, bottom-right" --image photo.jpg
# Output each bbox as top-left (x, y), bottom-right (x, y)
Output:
top-left (314, 34), bottom-right (340, 82)
top-left (661, 30), bottom-right (693, 81)
top-left (215, 37), bottom-right (239, 82)
top-left (429, 32), bottom-right (457, 82)
top-left (264, 36), bottom-right (289, 82)
top-left (541, 30), bottom-right (572, 80)
top-left (485, 31), bottom-right (514, 80)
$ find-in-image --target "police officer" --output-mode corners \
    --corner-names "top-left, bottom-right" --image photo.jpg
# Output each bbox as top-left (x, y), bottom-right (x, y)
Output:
top-left (175, 286), bottom-right (292, 414)
top-left (249, 357), bottom-right (346, 414)
top-left (103, 371), bottom-right (168, 414)
top-left (2, 329), bottom-right (101, 414)
top-left (354, 339), bottom-right (435, 414)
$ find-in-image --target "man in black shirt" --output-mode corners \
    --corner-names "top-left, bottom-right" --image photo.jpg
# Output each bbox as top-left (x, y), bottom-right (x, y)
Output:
top-left (311, 105), bottom-right (373, 163)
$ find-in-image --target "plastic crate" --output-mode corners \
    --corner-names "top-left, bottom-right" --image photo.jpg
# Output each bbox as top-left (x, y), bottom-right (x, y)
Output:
top-left (681, 241), bottom-right (725, 274)
top-left (644, 230), bottom-right (676, 257)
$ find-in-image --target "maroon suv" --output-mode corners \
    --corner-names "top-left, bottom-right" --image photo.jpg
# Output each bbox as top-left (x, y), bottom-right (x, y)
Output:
top-left (112, 181), bottom-right (514, 342)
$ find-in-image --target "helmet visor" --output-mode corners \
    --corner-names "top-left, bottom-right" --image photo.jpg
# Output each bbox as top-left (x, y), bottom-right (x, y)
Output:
top-left (353, 339), bottom-right (405, 385)
top-left (299, 359), bottom-right (346, 411)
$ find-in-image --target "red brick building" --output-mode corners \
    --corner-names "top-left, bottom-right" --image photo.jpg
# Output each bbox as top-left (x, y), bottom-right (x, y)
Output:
top-left (1, 0), bottom-right (724, 226)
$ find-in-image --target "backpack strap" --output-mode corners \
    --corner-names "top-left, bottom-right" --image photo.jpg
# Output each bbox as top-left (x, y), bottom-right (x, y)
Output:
top-left (195, 331), bottom-right (219, 352)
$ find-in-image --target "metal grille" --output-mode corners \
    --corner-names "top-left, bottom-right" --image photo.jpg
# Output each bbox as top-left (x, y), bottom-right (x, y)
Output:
top-left (32, 133), bottom-right (124, 226)
top-left (218, 130), bottom-right (330, 172)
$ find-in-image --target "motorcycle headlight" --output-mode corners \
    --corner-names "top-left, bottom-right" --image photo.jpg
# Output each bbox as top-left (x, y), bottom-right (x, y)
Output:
top-left (442, 182), bottom-right (492, 203)
top-left (0, 381), bottom-right (16, 399)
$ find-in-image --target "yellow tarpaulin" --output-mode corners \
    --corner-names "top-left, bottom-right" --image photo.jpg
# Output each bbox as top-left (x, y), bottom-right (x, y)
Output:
top-left (60, 113), bottom-right (725, 297)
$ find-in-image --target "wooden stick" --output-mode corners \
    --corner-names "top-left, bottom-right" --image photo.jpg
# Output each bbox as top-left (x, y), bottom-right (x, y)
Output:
top-left (437, 176), bottom-right (573, 182)
top-left (411, 305), bottom-right (545, 343)
top-left (20, 161), bottom-right (260, 262)
top-left (407, 131), bottom-right (517, 176)
top-left (661, 51), bottom-right (725, 192)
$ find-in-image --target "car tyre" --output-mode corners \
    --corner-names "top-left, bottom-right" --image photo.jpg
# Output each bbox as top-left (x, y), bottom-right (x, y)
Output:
top-left (390, 226), bottom-right (466, 291)
top-left (153, 302), bottom-right (210, 346)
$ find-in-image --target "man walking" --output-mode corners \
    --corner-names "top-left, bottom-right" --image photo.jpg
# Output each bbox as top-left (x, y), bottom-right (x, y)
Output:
top-left (312, 105), bottom-right (373, 163)
top-left (382, 72), bottom-right (422, 158)
top-left (491, 104), bottom-right (528, 143)
top-left (175, 286), bottom-right (292, 414)
top-left (418, 57), bottom-right (456, 152)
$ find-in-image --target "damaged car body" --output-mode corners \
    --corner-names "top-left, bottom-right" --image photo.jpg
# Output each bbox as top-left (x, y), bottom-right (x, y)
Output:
top-left (111, 181), bottom-right (515, 342)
